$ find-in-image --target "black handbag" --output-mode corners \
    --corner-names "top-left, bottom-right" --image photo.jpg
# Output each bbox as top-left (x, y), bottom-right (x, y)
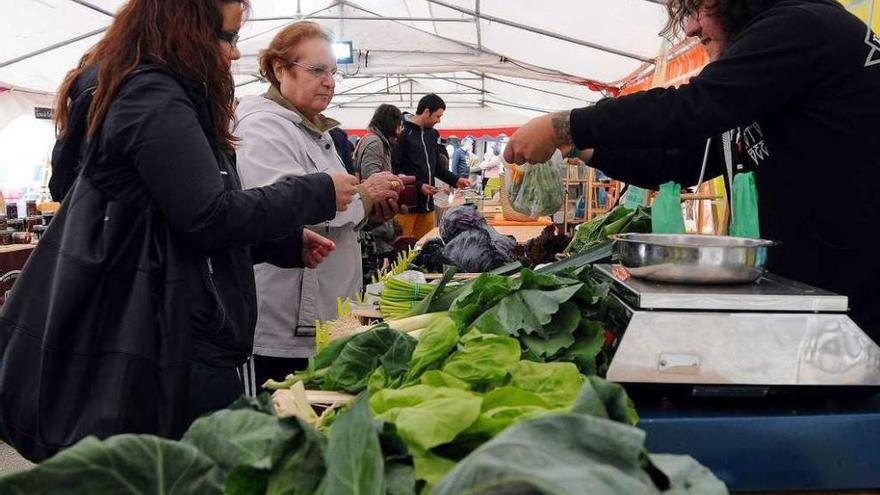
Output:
top-left (0, 71), bottom-right (191, 462)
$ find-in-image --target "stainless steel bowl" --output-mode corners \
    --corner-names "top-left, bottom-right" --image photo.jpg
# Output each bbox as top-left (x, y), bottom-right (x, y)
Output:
top-left (610, 233), bottom-right (777, 284)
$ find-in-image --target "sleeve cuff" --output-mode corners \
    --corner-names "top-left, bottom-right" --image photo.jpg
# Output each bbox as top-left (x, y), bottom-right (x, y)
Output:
top-left (569, 106), bottom-right (598, 150)
top-left (356, 185), bottom-right (373, 214)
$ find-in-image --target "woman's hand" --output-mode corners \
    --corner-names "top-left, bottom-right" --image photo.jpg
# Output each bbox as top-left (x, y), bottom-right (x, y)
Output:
top-left (503, 111), bottom-right (573, 165)
top-left (360, 171), bottom-right (403, 203)
top-left (329, 171), bottom-right (360, 211)
top-left (302, 229), bottom-right (335, 268)
top-left (370, 199), bottom-right (405, 223)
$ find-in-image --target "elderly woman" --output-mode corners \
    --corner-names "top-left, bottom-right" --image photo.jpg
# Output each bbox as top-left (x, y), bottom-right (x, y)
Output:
top-left (234, 21), bottom-right (402, 386)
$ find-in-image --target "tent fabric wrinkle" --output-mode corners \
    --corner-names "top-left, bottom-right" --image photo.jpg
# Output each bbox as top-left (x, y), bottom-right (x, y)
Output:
top-left (1, 0), bottom-right (671, 128)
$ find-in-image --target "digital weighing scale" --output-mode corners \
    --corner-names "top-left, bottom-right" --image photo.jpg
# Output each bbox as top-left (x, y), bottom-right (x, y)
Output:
top-left (594, 264), bottom-right (880, 396)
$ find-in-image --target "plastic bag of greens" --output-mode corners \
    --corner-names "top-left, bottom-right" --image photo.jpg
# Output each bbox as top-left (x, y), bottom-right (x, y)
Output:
top-left (505, 152), bottom-right (565, 217)
top-left (729, 171), bottom-right (760, 238)
top-left (650, 181), bottom-right (686, 234)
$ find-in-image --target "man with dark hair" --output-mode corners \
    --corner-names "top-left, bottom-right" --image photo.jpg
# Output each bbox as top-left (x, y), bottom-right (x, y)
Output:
top-left (505, 0), bottom-right (880, 340)
top-left (393, 94), bottom-right (470, 239)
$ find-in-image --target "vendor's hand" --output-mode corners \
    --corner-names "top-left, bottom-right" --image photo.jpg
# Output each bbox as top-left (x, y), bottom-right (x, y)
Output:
top-left (420, 184), bottom-right (439, 196)
top-left (370, 199), bottom-right (404, 223)
top-left (455, 178), bottom-right (471, 189)
top-left (360, 171), bottom-right (402, 203)
top-left (302, 229), bottom-right (335, 269)
top-left (504, 111), bottom-right (573, 165)
top-left (329, 171), bottom-right (359, 212)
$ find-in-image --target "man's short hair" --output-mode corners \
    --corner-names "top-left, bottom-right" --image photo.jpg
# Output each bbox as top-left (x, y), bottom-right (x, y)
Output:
top-left (417, 94), bottom-right (446, 115)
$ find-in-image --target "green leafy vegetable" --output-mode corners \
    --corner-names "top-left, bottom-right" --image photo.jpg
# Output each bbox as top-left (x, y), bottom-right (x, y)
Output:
top-left (441, 331), bottom-right (521, 388)
top-left (403, 315), bottom-right (461, 385)
top-left (370, 386), bottom-right (482, 452)
top-left (571, 376), bottom-right (639, 426)
top-left (471, 285), bottom-right (582, 337)
top-left (509, 361), bottom-right (584, 409)
top-left (0, 435), bottom-right (224, 495)
top-left (419, 370), bottom-right (471, 390)
top-left (320, 394), bottom-right (385, 495)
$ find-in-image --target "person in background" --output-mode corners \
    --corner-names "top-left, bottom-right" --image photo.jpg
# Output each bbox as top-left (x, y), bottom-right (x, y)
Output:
top-left (504, 0), bottom-right (880, 342)
top-left (329, 126), bottom-right (355, 174)
top-left (434, 145), bottom-right (453, 224)
top-left (450, 137), bottom-right (470, 180)
top-left (233, 21), bottom-right (404, 388)
top-left (392, 94), bottom-right (470, 240)
top-left (354, 103), bottom-right (404, 269)
top-left (479, 144), bottom-right (503, 192)
top-left (463, 137), bottom-right (481, 187)
top-left (18, 0), bottom-right (354, 432)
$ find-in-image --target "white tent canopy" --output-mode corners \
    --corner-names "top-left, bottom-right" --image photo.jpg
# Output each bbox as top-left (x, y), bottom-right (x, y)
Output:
top-left (1, 0), bottom-right (669, 129)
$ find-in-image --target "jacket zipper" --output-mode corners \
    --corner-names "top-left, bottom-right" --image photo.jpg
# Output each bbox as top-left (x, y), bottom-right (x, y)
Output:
top-left (420, 129), bottom-right (433, 209)
top-left (205, 256), bottom-right (229, 334)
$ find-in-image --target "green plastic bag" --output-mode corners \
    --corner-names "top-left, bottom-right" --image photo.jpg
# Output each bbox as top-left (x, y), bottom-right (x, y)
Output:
top-left (621, 185), bottom-right (649, 210)
top-left (729, 171), bottom-right (760, 238)
top-left (651, 181), bottom-right (686, 234)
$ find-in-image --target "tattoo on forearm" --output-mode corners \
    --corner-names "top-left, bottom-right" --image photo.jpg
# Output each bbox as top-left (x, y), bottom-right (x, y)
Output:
top-left (551, 111), bottom-right (573, 146)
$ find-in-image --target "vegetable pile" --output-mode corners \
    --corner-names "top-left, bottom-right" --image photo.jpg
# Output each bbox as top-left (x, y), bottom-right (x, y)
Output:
top-left (410, 205), bottom-right (515, 274)
top-left (564, 205), bottom-right (652, 255)
top-left (513, 224), bottom-right (572, 268)
top-left (0, 261), bottom-right (730, 495)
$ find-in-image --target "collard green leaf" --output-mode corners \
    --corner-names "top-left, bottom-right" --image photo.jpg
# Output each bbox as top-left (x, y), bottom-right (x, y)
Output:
top-left (441, 332), bottom-right (521, 388)
top-left (183, 409), bottom-right (298, 476)
top-left (557, 320), bottom-right (605, 375)
top-left (520, 301), bottom-right (581, 357)
top-left (509, 361), bottom-right (584, 409)
top-left (430, 413), bottom-right (661, 495)
top-left (649, 455), bottom-right (729, 495)
top-left (385, 462), bottom-right (417, 495)
top-left (325, 327), bottom-right (417, 393)
top-left (448, 273), bottom-right (518, 326)
top-left (471, 285), bottom-right (582, 337)
top-left (265, 418), bottom-right (327, 495)
top-left (0, 435), bottom-right (224, 495)
top-left (228, 393), bottom-right (277, 415)
top-left (571, 376), bottom-right (638, 426)
top-left (322, 394), bottom-right (385, 495)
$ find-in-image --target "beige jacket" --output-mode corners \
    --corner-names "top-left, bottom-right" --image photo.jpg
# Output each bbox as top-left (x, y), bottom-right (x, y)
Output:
top-left (234, 90), bottom-right (365, 358)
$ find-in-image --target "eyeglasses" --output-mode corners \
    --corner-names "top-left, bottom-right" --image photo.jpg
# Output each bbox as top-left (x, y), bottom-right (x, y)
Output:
top-left (218, 30), bottom-right (239, 48)
top-left (287, 60), bottom-right (341, 82)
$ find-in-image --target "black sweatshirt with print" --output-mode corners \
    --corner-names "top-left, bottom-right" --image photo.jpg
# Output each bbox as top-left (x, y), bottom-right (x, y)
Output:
top-left (570, 0), bottom-right (880, 339)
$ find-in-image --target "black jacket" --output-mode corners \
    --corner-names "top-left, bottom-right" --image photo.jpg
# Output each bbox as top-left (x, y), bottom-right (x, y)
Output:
top-left (61, 65), bottom-right (336, 367)
top-left (572, 0), bottom-right (880, 339)
top-left (391, 119), bottom-right (459, 212)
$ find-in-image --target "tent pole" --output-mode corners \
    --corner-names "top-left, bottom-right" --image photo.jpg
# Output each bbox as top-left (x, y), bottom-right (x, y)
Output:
top-left (0, 28), bottom-right (107, 69)
top-left (484, 99), bottom-right (559, 113)
top-left (474, 71), bottom-right (594, 103)
top-left (69, 0), bottom-right (114, 17)
top-left (475, 0), bottom-right (483, 51)
top-left (250, 15), bottom-right (470, 22)
top-left (870, 0), bottom-right (876, 29)
top-left (424, 0), bottom-right (654, 63)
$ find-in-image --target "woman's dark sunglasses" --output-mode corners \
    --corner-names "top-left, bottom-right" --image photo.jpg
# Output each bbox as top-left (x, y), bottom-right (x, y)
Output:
top-left (218, 30), bottom-right (239, 48)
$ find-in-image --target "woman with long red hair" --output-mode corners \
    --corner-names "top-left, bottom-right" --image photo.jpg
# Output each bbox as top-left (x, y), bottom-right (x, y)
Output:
top-left (0, 0), bottom-right (381, 459)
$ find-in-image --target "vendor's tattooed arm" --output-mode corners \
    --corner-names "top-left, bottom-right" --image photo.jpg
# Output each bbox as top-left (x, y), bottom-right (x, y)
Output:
top-left (551, 111), bottom-right (574, 146)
